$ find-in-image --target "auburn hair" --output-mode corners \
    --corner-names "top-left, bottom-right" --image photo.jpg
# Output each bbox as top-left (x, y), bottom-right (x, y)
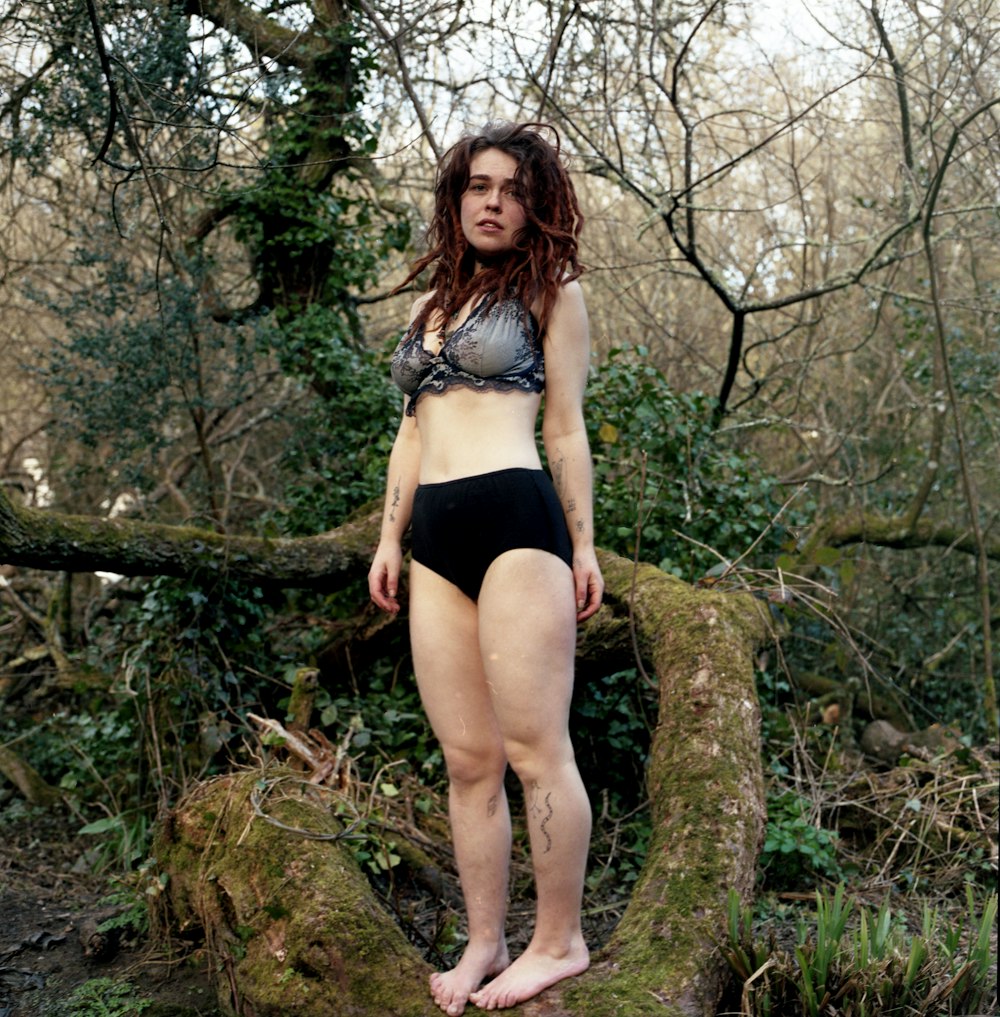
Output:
top-left (398, 122), bottom-right (584, 335)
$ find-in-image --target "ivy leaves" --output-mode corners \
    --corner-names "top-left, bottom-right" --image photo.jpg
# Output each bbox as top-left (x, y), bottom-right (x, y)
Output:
top-left (586, 346), bottom-right (789, 581)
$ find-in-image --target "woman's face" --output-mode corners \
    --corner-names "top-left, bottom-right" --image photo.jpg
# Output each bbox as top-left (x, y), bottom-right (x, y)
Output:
top-left (460, 148), bottom-right (527, 259)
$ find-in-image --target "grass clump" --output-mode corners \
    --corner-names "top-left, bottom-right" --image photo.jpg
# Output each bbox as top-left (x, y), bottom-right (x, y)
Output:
top-left (721, 883), bottom-right (997, 1017)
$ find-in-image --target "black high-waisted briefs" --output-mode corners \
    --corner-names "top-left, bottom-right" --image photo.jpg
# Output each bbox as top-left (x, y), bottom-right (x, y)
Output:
top-left (410, 467), bottom-right (573, 602)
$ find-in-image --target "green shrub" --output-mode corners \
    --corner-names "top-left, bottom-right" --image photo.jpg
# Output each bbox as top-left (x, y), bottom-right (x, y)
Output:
top-left (261, 308), bottom-right (401, 537)
top-left (760, 788), bottom-right (843, 889)
top-left (584, 346), bottom-right (793, 581)
top-left (571, 667), bottom-right (654, 808)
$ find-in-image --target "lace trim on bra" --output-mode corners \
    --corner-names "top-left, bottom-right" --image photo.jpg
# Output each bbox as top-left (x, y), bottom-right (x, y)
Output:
top-left (390, 297), bottom-right (543, 415)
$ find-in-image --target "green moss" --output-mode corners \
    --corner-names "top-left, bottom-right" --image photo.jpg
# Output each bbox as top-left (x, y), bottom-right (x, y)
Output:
top-left (575, 555), bottom-right (766, 1014)
top-left (154, 769), bottom-right (432, 1017)
top-left (563, 969), bottom-right (691, 1016)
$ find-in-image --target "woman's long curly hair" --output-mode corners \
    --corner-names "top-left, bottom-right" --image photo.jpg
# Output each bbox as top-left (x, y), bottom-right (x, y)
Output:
top-left (398, 122), bottom-right (584, 335)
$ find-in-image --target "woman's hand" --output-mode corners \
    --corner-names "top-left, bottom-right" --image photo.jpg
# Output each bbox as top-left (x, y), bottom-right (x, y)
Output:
top-left (368, 542), bottom-right (403, 614)
top-left (572, 548), bottom-right (604, 623)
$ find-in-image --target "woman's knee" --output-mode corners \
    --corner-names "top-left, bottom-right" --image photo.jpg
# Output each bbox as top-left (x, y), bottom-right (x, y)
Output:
top-left (442, 740), bottom-right (507, 788)
top-left (503, 734), bottom-right (574, 786)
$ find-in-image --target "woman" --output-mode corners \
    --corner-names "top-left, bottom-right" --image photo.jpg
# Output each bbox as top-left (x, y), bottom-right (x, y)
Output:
top-left (368, 121), bottom-right (603, 1016)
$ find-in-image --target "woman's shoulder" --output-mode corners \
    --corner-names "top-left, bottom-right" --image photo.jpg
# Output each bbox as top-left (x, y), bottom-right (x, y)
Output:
top-left (407, 290), bottom-right (435, 325)
top-left (528, 277), bottom-right (585, 323)
top-left (557, 277), bottom-right (584, 301)
top-left (547, 277), bottom-right (586, 318)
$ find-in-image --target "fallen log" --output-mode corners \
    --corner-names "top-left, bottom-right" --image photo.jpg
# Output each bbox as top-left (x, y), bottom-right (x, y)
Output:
top-left (541, 552), bottom-right (770, 1016)
top-left (0, 743), bottom-right (62, 807)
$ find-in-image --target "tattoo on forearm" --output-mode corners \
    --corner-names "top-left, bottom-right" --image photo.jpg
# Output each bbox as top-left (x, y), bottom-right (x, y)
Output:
top-left (528, 780), bottom-right (554, 853)
top-left (487, 794), bottom-right (498, 818)
top-left (567, 497), bottom-right (576, 513)
top-left (388, 481), bottom-right (400, 522)
top-left (552, 454), bottom-right (565, 495)
top-left (576, 519), bottom-right (585, 533)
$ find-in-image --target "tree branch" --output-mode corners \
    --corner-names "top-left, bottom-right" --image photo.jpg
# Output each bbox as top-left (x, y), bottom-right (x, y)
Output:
top-left (0, 486), bottom-right (379, 589)
top-left (807, 507), bottom-right (1000, 561)
top-left (355, 0), bottom-right (442, 161)
top-left (182, 0), bottom-right (319, 68)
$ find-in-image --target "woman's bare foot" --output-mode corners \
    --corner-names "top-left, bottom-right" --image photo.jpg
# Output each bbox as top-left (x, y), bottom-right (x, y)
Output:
top-left (430, 940), bottom-right (511, 1016)
top-left (468, 937), bottom-right (589, 1011)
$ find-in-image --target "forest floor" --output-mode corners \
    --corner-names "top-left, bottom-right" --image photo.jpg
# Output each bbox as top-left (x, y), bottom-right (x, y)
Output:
top-left (2, 748), bottom-right (996, 1017)
top-left (0, 799), bottom-right (622, 1017)
top-left (0, 808), bottom-right (217, 1017)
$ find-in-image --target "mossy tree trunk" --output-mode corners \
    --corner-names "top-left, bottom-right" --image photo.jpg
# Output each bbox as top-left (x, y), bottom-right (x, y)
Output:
top-left (154, 548), bottom-right (770, 1017)
top-left (553, 553), bottom-right (769, 1017)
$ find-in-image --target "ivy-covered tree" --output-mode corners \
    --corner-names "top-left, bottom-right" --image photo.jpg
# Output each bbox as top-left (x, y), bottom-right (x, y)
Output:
top-left (2, 0), bottom-right (409, 530)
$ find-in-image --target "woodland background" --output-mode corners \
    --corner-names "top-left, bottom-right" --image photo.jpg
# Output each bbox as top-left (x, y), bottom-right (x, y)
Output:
top-left (0, 0), bottom-right (997, 1014)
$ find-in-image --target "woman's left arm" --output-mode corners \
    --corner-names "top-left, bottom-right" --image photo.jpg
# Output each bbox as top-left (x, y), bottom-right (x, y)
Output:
top-left (541, 279), bottom-right (604, 622)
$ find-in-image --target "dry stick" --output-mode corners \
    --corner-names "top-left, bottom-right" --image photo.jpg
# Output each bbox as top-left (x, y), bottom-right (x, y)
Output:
top-left (143, 671), bottom-right (170, 818)
top-left (747, 570), bottom-right (920, 720)
top-left (718, 483), bottom-right (809, 582)
top-left (248, 775), bottom-right (362, 842)
top-left (0, 578), bottom-right (48, 633)
top-left (248, 713), bottom-right (339, 780)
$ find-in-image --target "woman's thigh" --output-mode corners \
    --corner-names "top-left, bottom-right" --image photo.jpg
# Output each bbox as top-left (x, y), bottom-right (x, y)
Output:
top-left (476, 548), bottom-right (577, 760)
top-left (408, 560), bottom-right (505, 778)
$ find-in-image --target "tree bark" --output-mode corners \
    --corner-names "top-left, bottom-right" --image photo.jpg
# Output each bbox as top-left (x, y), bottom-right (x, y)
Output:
top-left (8, 486), bottom-right (991, 598)
top-left (154, 549), bottom-right (771, 1017)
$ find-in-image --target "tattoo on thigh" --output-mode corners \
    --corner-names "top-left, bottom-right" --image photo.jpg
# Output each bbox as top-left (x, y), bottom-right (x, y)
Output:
top-left (528, 780), bottom-right (554, 854)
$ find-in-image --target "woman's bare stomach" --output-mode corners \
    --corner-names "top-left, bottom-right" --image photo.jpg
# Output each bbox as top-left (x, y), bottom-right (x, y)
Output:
top-left (414, 388), bottom-right (544, 484)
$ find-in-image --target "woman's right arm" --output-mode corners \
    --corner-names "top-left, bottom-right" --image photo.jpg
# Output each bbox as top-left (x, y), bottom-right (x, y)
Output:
top-left (368, 401), bottom-right (421, 614)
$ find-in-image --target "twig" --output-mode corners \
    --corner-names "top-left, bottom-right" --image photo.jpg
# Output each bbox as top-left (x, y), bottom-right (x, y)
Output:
top-left (628, 451), bottom-right (655, 689)
top-left (248, 775), bottom-right (362, 841)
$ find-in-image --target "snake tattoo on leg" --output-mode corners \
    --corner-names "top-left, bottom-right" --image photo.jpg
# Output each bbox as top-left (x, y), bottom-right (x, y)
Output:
top-left (528, 780), bottom-right (554, 853)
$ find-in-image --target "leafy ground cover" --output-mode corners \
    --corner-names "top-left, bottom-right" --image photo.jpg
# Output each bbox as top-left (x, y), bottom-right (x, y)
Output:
top-left (0, 806), bottom-right (217, 1017)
